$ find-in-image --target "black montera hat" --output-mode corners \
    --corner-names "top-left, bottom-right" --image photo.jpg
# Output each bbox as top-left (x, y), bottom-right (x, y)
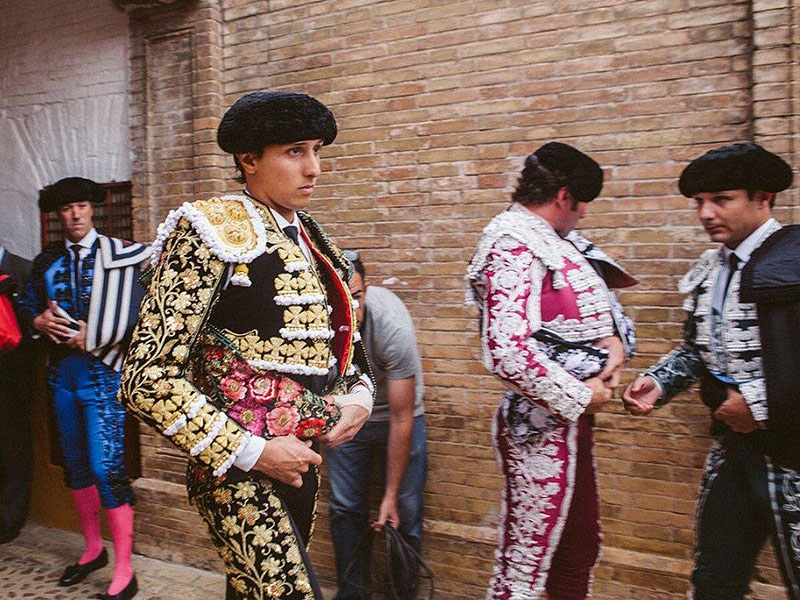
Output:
top-left (679, 142), bottom-right (793, 197)
top-left (39, 177), bottom-right (105, 213)
top-left (217, 91), bottom-right (337, 154)
top-left (533, 141), bottom-right (604, 202)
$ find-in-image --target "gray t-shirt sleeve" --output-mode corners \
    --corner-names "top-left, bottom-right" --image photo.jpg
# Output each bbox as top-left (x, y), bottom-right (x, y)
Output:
top-left (374, 319), bottom-right (420, 380)
top-left (362, 286), bottom-right (425, 421)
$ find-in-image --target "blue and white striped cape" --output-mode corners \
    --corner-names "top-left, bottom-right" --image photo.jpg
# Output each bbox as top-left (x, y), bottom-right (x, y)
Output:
top-left (85, 236), bottom-right (151, 371)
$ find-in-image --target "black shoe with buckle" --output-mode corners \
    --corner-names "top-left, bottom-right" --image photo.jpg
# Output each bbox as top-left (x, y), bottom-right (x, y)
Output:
top-left (92, 574), bottom-right (138, 600)
top-left (57, 547), bottom-right (108, 586)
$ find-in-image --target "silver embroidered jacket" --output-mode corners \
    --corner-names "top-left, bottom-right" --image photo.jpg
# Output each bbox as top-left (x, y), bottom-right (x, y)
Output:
top-left (646, 221), bottom-right (782, 423)
top-left (466, 204), bottom-right (636, 426)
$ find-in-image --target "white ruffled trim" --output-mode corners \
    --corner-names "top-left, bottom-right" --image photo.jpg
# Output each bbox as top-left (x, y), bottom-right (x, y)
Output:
top-left (353, 331), bottom-right (362, 343)
top-left (163, 396), bottom-right (208, 437)
top-left (187, 395), bottom-right (207, 420)
top-left (247, 359), bottom-right (331, 377)
top-left (329, 355), bottom-right (338, 368)
top-left (230, 272), bottom-right (252, 287)
top-left (212, 431), bottom-right (253, 477)
top-left (190, 412), bottom-right (229, 457)
top-left (274, 293), bottom-right (326, 306)
top-left (150, 195), bottom-right (267, 267)
top-left (279, 328), bottom-right (335, 340)
top-left (164, 415), bottom-right (187, 437)
top-left (284, 260), bottom-right (310, 273)
top-left (465, 204), bottom-right (567, 306)
top-left (346, 364), bottom-right (356, 376)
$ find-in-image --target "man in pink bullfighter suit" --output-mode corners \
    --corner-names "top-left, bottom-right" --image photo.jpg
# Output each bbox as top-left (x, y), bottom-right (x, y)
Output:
top-left (466, 142), bottom-right (637, 600)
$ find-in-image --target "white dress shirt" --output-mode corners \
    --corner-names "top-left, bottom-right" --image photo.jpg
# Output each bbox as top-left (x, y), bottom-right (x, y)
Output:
top-left (711, 218), bottom-right (776, 313)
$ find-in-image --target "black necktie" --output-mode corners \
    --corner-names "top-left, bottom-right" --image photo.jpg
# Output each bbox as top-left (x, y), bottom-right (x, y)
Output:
top-left (723, 252), bottom-right (740, 298)
top-left (70, 245), bottom-right (82, 309)
top-left (283, 225), bottom-right (300, 246)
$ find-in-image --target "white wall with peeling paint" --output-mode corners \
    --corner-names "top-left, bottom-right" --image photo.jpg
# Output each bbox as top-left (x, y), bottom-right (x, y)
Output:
top-left (0, 0), bottom-right (130, 258)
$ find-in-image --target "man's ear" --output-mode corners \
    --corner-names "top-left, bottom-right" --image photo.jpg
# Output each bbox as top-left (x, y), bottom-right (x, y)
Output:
top-left (554, 186), bottom-right (572, 209)
top-left (752, 190), bottom-right (774, 209)
top-left (236, 152), bottom-right (258, 175)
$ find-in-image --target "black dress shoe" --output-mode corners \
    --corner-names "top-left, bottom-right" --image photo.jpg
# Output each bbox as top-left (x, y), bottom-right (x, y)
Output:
top-left (57, 547), bottom-right (108, 586)
top-left (92, 575), bottom-right (138, 600)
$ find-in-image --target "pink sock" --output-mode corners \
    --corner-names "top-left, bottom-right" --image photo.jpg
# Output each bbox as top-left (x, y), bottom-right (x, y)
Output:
top-left (105, 503), bottom-right (135, 595)
top-left (70, 486), bottom-right (104, 565)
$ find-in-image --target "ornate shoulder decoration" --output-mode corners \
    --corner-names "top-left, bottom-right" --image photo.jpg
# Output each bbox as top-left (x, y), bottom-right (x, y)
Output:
top-left (679, 248), bottom-right (719, 294)
top-left (466, 203), bottom-right (567, 305)
top-left (150, 195), bottom-right (267, 279)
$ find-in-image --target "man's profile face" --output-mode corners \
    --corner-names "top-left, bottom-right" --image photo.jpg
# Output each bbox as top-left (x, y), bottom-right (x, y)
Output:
top-left (240, 139), bottom-right (323, 220)
top-left (693, 189), bottom-right (771, 249)
top-left (348, 271), bottom-right (367, 328)
top-left (58, 201), bottom-right (94, 243)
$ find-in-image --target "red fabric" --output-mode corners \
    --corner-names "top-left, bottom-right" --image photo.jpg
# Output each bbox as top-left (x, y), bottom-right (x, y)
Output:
top-left (545, 416), bottom-right (601, 600)
top-left (539, 258), bottom-right (585, 322)
top-left (489, 414), bottom-right (600, 600)
top-left (302, 228), bottom-right (354, 376)
top-left (0, 274), bottom-right (21, 355)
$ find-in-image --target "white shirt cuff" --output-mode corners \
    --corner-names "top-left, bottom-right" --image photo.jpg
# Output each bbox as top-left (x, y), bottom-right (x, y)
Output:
top-left (334, 386), bottom-right (374, 416)
top-left (232, 435), bottom-right (266, 472)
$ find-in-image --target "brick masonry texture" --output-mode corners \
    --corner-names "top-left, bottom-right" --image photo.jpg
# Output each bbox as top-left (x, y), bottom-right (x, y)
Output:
top-left (0, 0), bottom-right (132, 259)
top-left (125, 1), bottom-right (799, 598)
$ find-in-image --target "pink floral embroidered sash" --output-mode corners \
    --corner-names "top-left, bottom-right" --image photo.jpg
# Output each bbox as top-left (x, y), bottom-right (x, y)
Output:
top-left (192, 339), bottom-right (340, 439)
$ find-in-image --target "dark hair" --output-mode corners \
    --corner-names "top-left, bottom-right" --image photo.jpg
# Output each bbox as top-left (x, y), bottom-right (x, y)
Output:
top-left (231, 147), bottom-right (267, 184)
top-left (746, 189), bottom-right (776, 208)
top-left (342, 249), bottom-right (365, 278)
top-left (511, 154), bottom-right (568, 206)
top-left (352, 258), bottom-right (365, 279)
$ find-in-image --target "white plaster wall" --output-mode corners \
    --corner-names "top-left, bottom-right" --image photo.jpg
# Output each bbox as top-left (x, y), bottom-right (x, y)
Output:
top-left (0, 0), bottom-right (131, 259)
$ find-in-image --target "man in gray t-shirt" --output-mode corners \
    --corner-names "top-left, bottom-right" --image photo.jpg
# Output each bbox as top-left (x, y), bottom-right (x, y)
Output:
top-left (326, 252), bottom-right (428, 600)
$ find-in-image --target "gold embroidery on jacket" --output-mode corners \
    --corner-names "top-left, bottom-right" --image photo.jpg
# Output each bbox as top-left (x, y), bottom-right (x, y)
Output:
top-left (119, 219), bottom-right (246, 472)
top-left (194, 197), bottom-right (259, 251)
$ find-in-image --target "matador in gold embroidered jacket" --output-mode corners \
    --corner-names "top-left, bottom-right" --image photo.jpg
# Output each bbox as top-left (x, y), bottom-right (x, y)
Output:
top-left (119, 192), bottom-right (374, 599)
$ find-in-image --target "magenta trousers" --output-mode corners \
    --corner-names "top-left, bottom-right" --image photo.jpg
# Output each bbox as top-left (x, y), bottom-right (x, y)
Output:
top-left (487, 412), bottom-right (601, 600)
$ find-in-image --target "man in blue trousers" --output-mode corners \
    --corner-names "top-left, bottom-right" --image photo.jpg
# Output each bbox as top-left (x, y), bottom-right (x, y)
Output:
top-left (19, 177), bottom-right (150, 600)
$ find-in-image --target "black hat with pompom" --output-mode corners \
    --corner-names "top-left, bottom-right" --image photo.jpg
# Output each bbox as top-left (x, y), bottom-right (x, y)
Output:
top-left (533, 142), bottom-right (604, 202)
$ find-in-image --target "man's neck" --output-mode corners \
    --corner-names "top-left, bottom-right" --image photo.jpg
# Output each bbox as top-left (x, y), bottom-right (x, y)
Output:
top-left (65, 228), bottom-right (97, 246)
top-left (522, 203), bottom-right (563, 235)
top-left (724, 216), bottom-right (772, 250)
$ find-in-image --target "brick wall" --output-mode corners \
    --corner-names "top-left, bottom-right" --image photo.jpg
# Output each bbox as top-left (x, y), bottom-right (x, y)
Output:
top-left (126, 1), bottom-right (799, 598)
top-left (0, 0), bottom-right (130, 258)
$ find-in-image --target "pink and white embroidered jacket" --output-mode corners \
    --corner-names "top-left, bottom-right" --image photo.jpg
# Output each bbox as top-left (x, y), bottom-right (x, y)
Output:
top-left (467, 203), bottom-right (634, 422)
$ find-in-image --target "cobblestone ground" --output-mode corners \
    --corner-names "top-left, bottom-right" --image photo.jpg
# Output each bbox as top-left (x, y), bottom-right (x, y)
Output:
top-left (0, 523), bottom-right (226, 599)
top-left (0, 523), bottom-right (338, 599)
